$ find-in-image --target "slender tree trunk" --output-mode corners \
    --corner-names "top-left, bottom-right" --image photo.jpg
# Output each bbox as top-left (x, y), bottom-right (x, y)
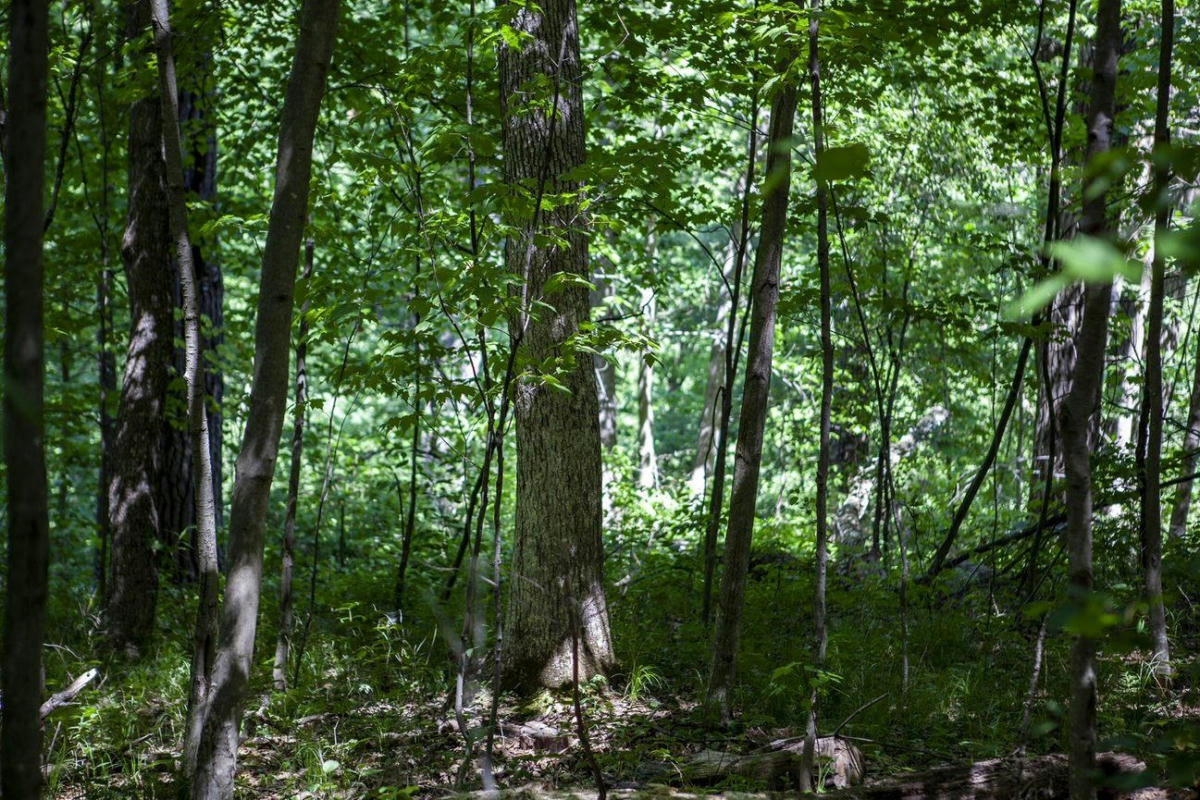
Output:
top-left (706, 75), bottom-right (798, 716)
top-left (106, 0), bottom-right (174, 654)
top-left (702, 106), bottom-right (759, 626)
top-left (802, 1), bottom-right (831, 787)
top-left (637, 281), bottom-right (658, 491)
top-left (150, 0), bottom-right (222, 781)
top-left (1169, 337), bottom-right (1200, 539)
top-left (1136, 0), bottom-right (1174, 678)
top-left (1064, 3), bottom-right (1120, 797)
top-left (161, 51), bottom-right (223, 581)
top-left (187, 2), bottom-right (340, 795)
top-left (593, 265), bottom-right (618, 452)
top-left (273, 237), bottom-right (313, 691)
top-left (499, 0), bottom-right (615, 690)
top-left (98, 254), bottom-right (116, 603)
top-left (689, 232), bottom-right (737, 499)
top-left (1, 0), bottom-right (50, 796)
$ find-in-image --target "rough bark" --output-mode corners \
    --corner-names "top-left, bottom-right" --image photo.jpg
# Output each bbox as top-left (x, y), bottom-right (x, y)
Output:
top-left (1135, 0), bottom-right (1174, 678)
top-left (106, 0), bottom-right (174, 654)
top-left (803, 2), bottom-right (832, 787)
top-left (274, 239), bottom-right (312, 691)
top-left (499, 0), bottom-right (615, 690)
top-left (161, 52), bottom-right (223, 581)
top-left (1, 1), bottom-right (50, 796)
top-left (187, 1), bottom-right (340, 796)
top-left (150, 0), bottom-right (222, 780)
top-left (707, 77), bottom-right (798, 715)
top-left (1063, 2), bottom-right (1121, 797)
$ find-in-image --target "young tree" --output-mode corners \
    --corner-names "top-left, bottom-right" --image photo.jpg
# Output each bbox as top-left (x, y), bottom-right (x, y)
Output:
top-left (801, 0), bottom-right (832, 787)
top-left (707, 58), bottom-right (799, 716)
top-left (106, 0), bottom-right (174, 653)
top-left (1062, 1), bottom-right (1121, 796)
top-left (500, 0), bottom-right (616, 689)
top-left (186, 0), bottom-right (341, 795)
top-left (1135, 0), bottom-right (1174, 678)
top-left (2, 0), bottom-right (51, 796)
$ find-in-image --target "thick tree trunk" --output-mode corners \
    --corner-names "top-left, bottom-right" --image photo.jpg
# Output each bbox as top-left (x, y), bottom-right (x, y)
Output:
top-left (1135, 0), bottom-right (1174, 678)
top-left (106, 0), bottom-right (174, 654)
top-left (274, 239), bottom-right (313, 691)
top-left (1, 1), bottom-right (50, 796)
top-left (499, 0), bottom-right (615, 690)
top-left (161, 61), bottom-right (223, 581)
top-left (186, 2), bottom-right (340, 796)
top-left (802, 2), bottom-right (832, 788)
top-left (1063, 3), bottom-right (1121, 797)
top-left (150, 0), bottom-right (222, 780)
top-left (707, 77), bottom-right (798, 715)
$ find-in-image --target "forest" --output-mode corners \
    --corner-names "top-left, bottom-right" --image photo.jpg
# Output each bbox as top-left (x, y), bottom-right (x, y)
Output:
top-left (1, 0), bottom-right (1199, 797)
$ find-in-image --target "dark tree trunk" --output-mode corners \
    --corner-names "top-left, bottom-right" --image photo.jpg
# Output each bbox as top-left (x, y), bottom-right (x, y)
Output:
top-left (1135, 0), bottom-right (1173, 678)
top-left (160, 44), bottom-right (222, 582)
top-left (106, 0), bottom-right (174, 654)
top-left (186, 2), bottom-right (340, 796)
top-left (1063, 2), bottom-right (1121, 797)
top-left (1, 0), bottom-right (50, 796)
top-left (802, 1), bottom-right (832, 787)
top-left (275, 239), bottom-right (314, 690)
top-left (707, 77), bottom-right (798, 716)
top-left (499, 0), bottom-right (615, 690)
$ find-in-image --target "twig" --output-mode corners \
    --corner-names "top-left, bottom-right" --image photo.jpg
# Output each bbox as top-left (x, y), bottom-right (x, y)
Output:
top-left (831, 693), bottom-right (888, 738)
top-left (39, 668), bottom-right (99, 719)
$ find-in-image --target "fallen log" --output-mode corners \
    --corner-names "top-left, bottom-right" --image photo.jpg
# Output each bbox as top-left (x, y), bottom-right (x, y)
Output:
top-left (667, 736), bottom-right (865, 789)
top-left (809, 751), bottom-right (1157, 799)
top-left (39, 668), bottom-right (99, 720)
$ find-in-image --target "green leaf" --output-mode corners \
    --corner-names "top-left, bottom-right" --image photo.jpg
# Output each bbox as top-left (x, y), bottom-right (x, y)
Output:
top-left (1048, 237), bottom-right (1141, 283)
top-left (813, 143), bottom-right (870, 182)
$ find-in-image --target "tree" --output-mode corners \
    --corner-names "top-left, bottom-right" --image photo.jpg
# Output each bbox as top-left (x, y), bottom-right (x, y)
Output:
top-left (105, 0), bottom-right (174, 654)
top-left (1135, 0), bottom-right (1174, 679)
top-left (499, 0), bottom-right (616, 690)
top-left (2, 0), bottom-right (50, 796)
top-left (707, 54), bottom-right (799, 716)
top-left (1062, 1), bottom-right (1121, 796)
top-left (186, 0), bottom-right (341, 794)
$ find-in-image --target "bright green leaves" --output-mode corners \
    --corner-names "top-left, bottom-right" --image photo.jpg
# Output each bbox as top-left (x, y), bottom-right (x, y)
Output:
top-left (813, 142), bottom-right (871, 183)
top-left (1006, 237), bottom-right (1141, 319)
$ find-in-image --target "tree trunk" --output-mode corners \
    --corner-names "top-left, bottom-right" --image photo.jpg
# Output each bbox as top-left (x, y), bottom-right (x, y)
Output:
top-left (688, 236), bottom-right (735, 499)
top-left (1135, 0), bottom-right (1173, 678)
top-left (637, 281), bottom-right (658, 491)
top-left (1063, 2), bottom-right (1120, 797)
top-left (499, 0), bottom-right (615, 690)
top-left (802, 1), bottom-right (832, 787)
top-left (187, 2), bottom-right (340, 796)
top-left (161, 52), bottom-right (223, 582)
top-left (707, 76), bottom-right (798, 716)
top-left (149, 0), bottom-right (222, 780)
top-left (1168, 334), bottom-right (1200, 539)
top-left (1, 0), bottom-right (50, 796)
top-left (106, 0), bottom-right (174, 654)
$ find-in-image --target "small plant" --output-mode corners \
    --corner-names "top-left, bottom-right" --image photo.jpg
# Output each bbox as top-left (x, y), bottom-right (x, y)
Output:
top-left (625, 663), bottom-right (665, 702)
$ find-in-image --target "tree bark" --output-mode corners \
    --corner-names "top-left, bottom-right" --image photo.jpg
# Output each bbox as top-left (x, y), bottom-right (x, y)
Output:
top-left (149, 0), bottom-right (222, 780)
top-left (187, 1), bottom-right (340, 796)
top-left (637, 280), bottom-right (658, 491)
top-left (1063, 2), bottom-right (1121, 797)
top-left (161, 48), bottom-right (223, 581)
top-left (1, 0), bottom-right (50, 796)
top-left (1168, 334), bottom-right (1200, 539)
top-left (499, 0), bottom-right (615, 690)
top-left (273, 238), bottom-right (313, 690)
top-left (802, 1), bottom-right (832, 787)
top-left (688, 234), bottom-right (736, 499)
top-left (1135, 0), bottom-right (1174, 678)
top-left (707, 75), bottom-right (798, 716)
top-left (106, 0), bottom-right (174, 654)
